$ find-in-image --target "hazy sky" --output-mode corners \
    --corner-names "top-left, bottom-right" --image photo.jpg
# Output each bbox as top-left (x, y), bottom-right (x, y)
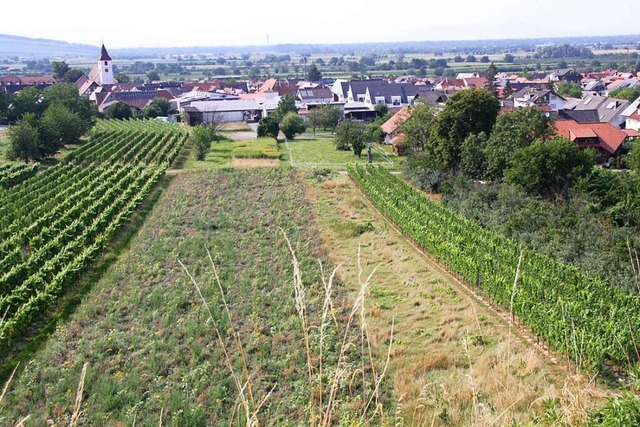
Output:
top-left (4, 0), bottom-right (640, 48)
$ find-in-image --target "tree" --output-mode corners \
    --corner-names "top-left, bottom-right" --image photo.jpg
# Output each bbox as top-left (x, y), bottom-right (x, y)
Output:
top-left (556, 81), bottom-right (583, 98)
top-left (558, 60), bottom-right (568, 69)
top-left (466, 55), bottom-right (477, 63)
top-left (143, 97), bottom-right (171, 118)
top-left (256, 116), bottom-right (280, 140)
top-left (480, 56), bottom-right (490, 63)
top-left (272, 94), bottom-right (298, 122)
top-left (43, 83), bottom-right (95, 135)
top-left (7, 87), bottom-right (46, 122)
top-left (6, 120), bottom-right (40, 162)
top-left (627, 141), bottom-right (640, 172)
top-left (402, 151), bottom-right (451, 193)
top-left (146, 70), bottom-right (160, 82)
top-left (374, 103), bottom-right (389, 116)
top-left (484, 107), bottom-right (555, 179)
top-left (63, 69), bottom-right (84, 83)
top-left (504, 53), bottom-right (515, 63)
top-left (609, 87), bottom-right (640, 102)
top-left (426, 88), bottom-right (500, 171)
top-left (398, 104), bottom-right (436, 153)
top-left (454, 55), bottom-right (464, 63)
top-left (191, 125), bottom-right (214, 161)
top-left (504, 137), bottom-right (594, 199)
top-left (280, 112), bottom-right (306, 140)
top-left (51, 61), bottom-right (70, 79)
top-left (40, 104), bottom-right (84, 153)
top-left (0, 91), bottom-right (10, 120)
top-left (115, 73), bottom-right (131, 83)
top-left (307, 63), bottom-right (322, 82)
top-left (107, 102), bottom-right (133, 120)
top-left (334, 119), bottom-right (365, 156)
top-left (460, 132), bottom-right (488, 179)
top-left (307, 104), bottom-right (342, 135)
top-left (485, 62), bottom-right (498, 95)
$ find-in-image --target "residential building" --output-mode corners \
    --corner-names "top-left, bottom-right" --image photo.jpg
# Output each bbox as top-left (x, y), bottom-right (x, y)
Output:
top-left (513, 88), bottom-right (565, 111)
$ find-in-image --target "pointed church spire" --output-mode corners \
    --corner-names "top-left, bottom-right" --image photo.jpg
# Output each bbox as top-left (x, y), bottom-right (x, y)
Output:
top-left (99, 44), bottom-right (112, 61)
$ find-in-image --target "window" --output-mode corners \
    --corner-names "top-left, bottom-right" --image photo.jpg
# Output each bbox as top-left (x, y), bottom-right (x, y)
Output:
top-left (104, 61), bottom-right (108, 65)
top-left (105, 69), bottom-right (109, 73)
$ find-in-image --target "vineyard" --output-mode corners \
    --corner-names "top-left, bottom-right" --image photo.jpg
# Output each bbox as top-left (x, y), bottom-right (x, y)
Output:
top-left (0, 163), bottom-right (38, 189)
top-left (0, 120), bottom-right (187, 356)
top-left (349, 165), bottom-right (640, 373)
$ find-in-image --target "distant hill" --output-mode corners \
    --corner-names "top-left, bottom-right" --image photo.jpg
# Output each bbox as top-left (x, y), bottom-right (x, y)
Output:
top-left (1, 32), bottom-right (640, 59)
top-left (0, 34), bottom-right (98, 58)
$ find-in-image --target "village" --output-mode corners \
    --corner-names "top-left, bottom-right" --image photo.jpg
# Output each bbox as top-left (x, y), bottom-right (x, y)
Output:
top-left (2, 42), bottom-right (640, 162)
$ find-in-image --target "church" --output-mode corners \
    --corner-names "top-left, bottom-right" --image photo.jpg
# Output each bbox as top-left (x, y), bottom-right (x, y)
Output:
top-left (76, 44), bottom-right (115, 99)
top-left (75, 44), bottom-right (176, 113)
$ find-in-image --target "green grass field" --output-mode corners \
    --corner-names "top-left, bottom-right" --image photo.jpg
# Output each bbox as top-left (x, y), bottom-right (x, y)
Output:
top-left (282, 133), bottom-right (402, 169)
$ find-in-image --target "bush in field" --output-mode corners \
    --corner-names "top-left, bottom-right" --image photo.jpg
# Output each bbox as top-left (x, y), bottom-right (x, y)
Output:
top-left (280, 112), bottom-right (306, 140)
top-left (7, 120), bottom-right (40, 162)
top-left (257, 116), bottom-right (280, 140)
top-left (192, 125), bottom-right (214, 161)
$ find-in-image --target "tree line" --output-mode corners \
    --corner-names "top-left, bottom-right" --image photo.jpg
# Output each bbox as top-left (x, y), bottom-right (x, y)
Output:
top-left (3, 83), bottom-right (97, 162)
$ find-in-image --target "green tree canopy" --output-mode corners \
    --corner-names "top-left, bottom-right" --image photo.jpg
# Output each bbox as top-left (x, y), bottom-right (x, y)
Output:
top-left (146, 70), bottom-right (160, 82)
top-left (191, 125), bottom-right (214, 161)
top-left (143, 97), bottom-right (171, 118)
top-left (272, 94), bottom-right (298, 123)
top-left (556, 81), bottom-right (583, 98)
top-left (40, 104), bottom-right (85, 153)
top-left (6, 120), bottom-right (40, 162)
top-left (427, 88), bottom-right (500, 171)
top-left (256, 116), bottom-right (280, 140)
top-left (334, 119), bottom-right (365, 155)
top-left (609, 87), bottom-right (640, 102)
top-left (307, 63), bottom-right (322, 82)
top-left (307, 105), bottom-right (342, 134)
top-left (280, 112), bottom-right (306, 140)
top-left (115, 73), bottom-right (131, 83)
top-left (51, 61), bottom-right (70, 79)
top-left (504, 137), bottom-right (594, 199)
top-left (484, 107), bottom-right (555, 179)
top-left (7, 87), bottom-right (46, 122)
top-left (398, 104), bottom-right (436, 153)
top-left (460, 132), bottom-right (488, 179)
top-left (63, 68), bottom-right (85, 83)
top-left (43, 83), bottom-right (96, 135)
top-left (107, 102), bottom-right (133, 120)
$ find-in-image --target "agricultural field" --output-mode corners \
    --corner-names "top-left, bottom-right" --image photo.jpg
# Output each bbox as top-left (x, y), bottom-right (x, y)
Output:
top-left (303, 170), bottom-right (607, 426)
top-left (1, 119), bottom-right (637, 425)
top-left (0, 169), bottom-right (385, 426)
top-left (349, 165), bottom-right (640, 377)
top-left (0, 121), bottom-right (187, 364)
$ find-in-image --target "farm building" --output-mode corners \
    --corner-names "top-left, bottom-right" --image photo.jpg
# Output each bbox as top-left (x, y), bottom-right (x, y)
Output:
top-left (182, 100), bottom-right (262, 125)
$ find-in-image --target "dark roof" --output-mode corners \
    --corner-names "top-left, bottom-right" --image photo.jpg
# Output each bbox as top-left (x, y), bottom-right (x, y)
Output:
top-left (417, 89), bottom-right (448, 105)
top-left (99, 44), bottom-right (112, 61)
top-left (367, 83), bottom-right (418, 104)
top-left (559, 109), bottom-right (600, 123)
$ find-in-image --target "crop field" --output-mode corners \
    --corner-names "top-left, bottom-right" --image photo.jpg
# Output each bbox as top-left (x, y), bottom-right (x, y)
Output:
top-left (0, 121), bottom-right (187, 361)
top-left (349, 165), bottom-right (640, 375)
top-left (302, 171), bottom-right (610, 426)
top-left (0, 169), bottom-right (386, 426)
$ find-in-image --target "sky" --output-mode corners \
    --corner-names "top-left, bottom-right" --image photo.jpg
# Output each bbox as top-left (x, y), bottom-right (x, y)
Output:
top-left (3, 0), bottom-right (640, 48)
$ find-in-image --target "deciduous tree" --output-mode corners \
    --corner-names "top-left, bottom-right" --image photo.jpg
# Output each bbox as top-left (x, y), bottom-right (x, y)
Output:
top-left (280, 112), bottom-right (306, 140)
top-left (504, 137), bottom-right (594, 199)
top-left (6, 120), bottom-right (40, 162)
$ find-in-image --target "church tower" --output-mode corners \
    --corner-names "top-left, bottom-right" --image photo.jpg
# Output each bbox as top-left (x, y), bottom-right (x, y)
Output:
top-left (97, 44), bottom-right (114, 85)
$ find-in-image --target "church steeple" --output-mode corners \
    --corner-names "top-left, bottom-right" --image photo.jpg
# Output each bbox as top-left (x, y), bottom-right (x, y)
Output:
top-left (99, 44), bottom-right (112, 61)
top-left (97, 43), bottom-right (114, 85)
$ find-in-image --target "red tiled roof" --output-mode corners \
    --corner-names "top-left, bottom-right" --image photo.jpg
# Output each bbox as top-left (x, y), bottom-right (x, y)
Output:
top-left (381, 106), bottom-right (412, 134)
top-left (464, 77), bottom-right (488, 88)
top-left (555, 119), bottom-right (627, 154)
top-left (623, 129), bottom-right (640, 137)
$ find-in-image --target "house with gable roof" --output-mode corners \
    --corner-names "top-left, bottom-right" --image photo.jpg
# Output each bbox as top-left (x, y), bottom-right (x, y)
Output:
top-left (621, 97), bottom-right (640, 131)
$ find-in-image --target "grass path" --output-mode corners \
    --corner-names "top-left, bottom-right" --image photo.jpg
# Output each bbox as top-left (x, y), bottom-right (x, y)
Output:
top-left (302, 171), bottom-right (607, 426)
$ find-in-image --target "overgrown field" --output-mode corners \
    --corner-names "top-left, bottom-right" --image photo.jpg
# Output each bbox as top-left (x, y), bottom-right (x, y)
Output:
top-left (0, 169), bottom-right (386, 426)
